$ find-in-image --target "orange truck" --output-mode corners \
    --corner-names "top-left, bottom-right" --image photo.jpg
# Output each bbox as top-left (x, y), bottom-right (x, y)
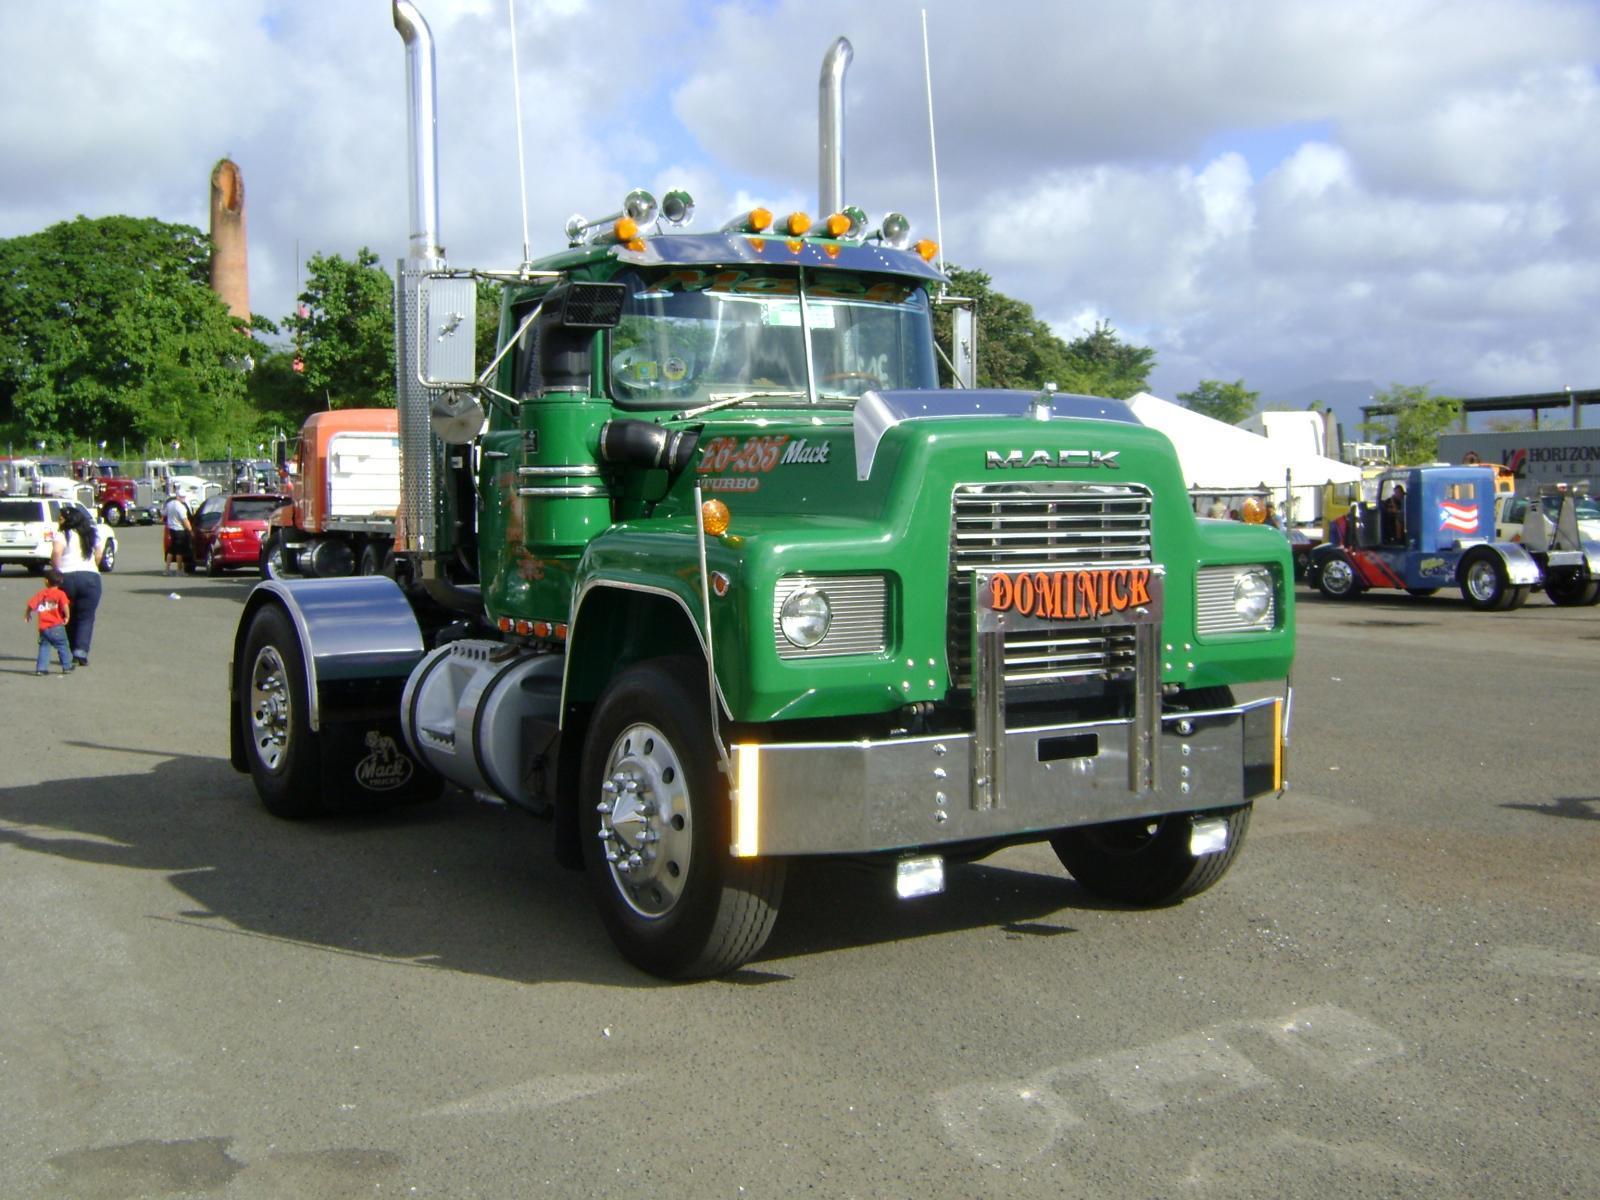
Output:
top-left (260, 409), bottom-right (401, 577)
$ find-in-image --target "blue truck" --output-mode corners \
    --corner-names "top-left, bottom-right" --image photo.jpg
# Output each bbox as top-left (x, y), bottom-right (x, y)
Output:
top-left (1306, 465), bottom-right (1555, 610)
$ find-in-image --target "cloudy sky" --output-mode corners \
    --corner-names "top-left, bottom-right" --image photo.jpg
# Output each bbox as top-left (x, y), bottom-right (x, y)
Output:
top-left (5, 0), bottom-right (1600, 417)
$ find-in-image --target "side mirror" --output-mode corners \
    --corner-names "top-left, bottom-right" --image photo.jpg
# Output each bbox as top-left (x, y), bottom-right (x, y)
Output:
top-left (419, 276), bottom-right (479, 387)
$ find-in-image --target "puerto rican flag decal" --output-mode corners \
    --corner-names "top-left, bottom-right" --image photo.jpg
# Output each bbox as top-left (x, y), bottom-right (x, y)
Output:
top-left (1438, 501), bottom-right (1479, 534)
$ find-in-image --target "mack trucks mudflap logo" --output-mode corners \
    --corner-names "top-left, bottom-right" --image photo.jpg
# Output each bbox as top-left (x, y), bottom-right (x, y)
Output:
top-left (977, 567), bottom-right (1162, 628)
top-left (355, 731), bottom-right (414, 792)
top-left (986, 449), bottom-right (1119, 470)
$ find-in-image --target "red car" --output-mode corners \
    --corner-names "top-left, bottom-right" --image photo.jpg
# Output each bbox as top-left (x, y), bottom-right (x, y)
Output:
top-left (194, 493), bottom-right (286, 575)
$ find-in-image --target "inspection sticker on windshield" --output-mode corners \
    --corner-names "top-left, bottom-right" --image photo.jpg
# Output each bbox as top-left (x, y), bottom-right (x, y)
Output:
top-left (976, 567), bottom-right (1163, 628)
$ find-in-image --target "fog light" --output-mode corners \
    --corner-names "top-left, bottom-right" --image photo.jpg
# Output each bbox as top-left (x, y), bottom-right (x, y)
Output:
top-left (895, 854), bottom-right (945, 899)
top-left (778, 588), bottom-right (832, 648)
top-left (1190, 817), bottom-right (1229, 856)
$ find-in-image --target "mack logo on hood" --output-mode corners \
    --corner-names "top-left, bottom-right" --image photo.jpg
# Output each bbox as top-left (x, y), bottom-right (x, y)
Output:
top-left (986, 449), bottom-right (1120, 469)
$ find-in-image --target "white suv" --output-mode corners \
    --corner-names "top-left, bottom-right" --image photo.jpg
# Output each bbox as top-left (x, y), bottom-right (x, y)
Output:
top-left (0, 497), bottom-right (117, 573)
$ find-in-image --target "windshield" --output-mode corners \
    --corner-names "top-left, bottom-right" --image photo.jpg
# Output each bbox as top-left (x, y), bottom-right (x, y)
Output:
top-left (608, 268), bottom-right (938, 410)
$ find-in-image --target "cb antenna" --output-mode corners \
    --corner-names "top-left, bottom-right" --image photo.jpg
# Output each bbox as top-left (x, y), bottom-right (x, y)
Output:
top-left (921, 9), bottom-right (947, 286)
top-left (508, 0), bottom-right (532, 265)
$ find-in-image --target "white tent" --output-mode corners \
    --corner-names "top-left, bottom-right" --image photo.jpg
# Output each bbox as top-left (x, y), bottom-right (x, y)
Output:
top-left (1125, 391), bottom-right (1362, 524)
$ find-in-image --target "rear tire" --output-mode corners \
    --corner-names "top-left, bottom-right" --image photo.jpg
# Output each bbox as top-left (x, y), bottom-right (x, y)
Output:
top-left (579, 656), bottom-right (785, 978)
top-left (206, 550), bottom-right (221, 577)
top-left (357, 543), bottom-right (381, 576)
top-left (99, 540), bottom-right (116, 573)
top-left (1545, 571), bottom-right (1600, 607)
top-left (239, 604), bottom-right (327, 818)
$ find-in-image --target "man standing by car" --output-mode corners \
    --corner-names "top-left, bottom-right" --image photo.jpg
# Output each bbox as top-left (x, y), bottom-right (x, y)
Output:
top-left (163, 492), bottom-right (194, 575)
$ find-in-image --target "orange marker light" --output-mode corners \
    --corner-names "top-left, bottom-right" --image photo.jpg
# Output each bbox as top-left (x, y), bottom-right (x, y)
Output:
top-left (701, 498), bottom-right (731, 537)
top-left (554, 623), bottom-right (569, 641)
top-left (624, 238), bottom-right (645, 252)
top-left (914, 239), bottom-right (939, 262)
top-left (822, 212), bottom-right (851, 237)
top-left (614, 216), bottom-right (639, 241)
top-left (749, 207), bottom-right (773, 232)
top-left (785, 212), bottom-right (812, 236)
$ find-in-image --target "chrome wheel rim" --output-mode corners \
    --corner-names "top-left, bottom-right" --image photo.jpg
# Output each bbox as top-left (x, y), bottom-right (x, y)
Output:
top-left (596, 722), bottom-right (693, 918)
top-left (1466, 560), bottom-right (1498, 602)
top-left (249, 645), bottom-right (292, 772)
top-left (1322, 559), bottom-right (1354, 595)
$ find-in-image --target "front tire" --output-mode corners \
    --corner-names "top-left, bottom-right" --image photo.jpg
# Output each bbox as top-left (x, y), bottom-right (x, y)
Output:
top-left (1052, 804), bottom-right (1252, 906)
top-left (579, 657), bottom-right (785, 978)
top-left (99, 539), bottom-right (116, 573)
top-left (239, 605), bottom-right (326, 818)
top-left (1050, 685), bottom-right (1251, 905)
top-left (1460, 551), bottom-right (1513, 611)
top-left (1315, 555), bottom-right (1359, 599)
top-left (103, 503), bottom-right (125, 526)
top-left (261, 533), bottom-right (289, 579)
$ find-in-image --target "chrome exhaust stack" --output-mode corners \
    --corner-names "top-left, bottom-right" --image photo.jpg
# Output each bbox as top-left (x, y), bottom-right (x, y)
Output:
top-left (819, 36), bottom-right (852, 216)
top-left (392, 0), bottom-right (443, 559)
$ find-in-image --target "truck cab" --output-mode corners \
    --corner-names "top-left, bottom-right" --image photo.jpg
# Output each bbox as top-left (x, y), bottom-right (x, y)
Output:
top-left (1309, 465), bottom-right (1545, 609)
top-left (225, 0), bottom-right (1297, 979)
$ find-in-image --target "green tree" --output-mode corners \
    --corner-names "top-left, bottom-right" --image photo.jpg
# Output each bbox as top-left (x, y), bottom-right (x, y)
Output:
top-left (0, 215), bottom-right (254, 449)
top-left (284, 249), bottom-right (396, 408)
top-left (1361, 383), bottom-right (1461, 463)
top-left (1177, 378), bottom-right (1259, 425)
top-left (1062, 320), bottom-right (1157, 400)
top-left (931, 267), bottom-right (1155, 398)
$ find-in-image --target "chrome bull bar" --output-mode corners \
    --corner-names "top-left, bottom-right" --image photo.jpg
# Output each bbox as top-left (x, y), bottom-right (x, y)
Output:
top-left (971, 566), bottom-right (1165, 810)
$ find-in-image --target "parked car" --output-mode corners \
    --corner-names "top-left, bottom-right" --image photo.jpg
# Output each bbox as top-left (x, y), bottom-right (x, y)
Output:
top-left (0, 496), bottom-right (62, 573)
top-left (194, 493), bottom-right (285, 575)
top-left (0, 497), bottom-right (115, 573)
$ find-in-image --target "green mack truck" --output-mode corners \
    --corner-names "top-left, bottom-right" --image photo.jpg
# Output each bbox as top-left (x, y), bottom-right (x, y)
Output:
top-left (228, 0), bottom-right (1294, 978)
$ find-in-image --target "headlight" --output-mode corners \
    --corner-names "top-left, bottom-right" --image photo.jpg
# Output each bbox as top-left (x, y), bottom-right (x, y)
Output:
top-left (1232, 568), bottom-right (1273, 624)
top-left (1196, 565), bottom-right (1277, 635)
top-left (779, 588), bottom-right (833, 649)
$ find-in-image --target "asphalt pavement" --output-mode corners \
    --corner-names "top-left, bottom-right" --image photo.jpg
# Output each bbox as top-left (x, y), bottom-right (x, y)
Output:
top-left (1, 527), bottom-right (1596, 1199)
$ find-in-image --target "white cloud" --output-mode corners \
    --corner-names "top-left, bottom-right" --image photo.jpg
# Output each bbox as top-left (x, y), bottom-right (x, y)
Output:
top-left (4, 0), bottom-right (1600, 409)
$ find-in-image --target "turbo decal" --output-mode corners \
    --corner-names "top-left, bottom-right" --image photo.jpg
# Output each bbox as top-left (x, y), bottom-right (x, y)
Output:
top-left (702, 475), bottom-right (761, 492)
top-left (986, 568), bottom-right (1153, 621)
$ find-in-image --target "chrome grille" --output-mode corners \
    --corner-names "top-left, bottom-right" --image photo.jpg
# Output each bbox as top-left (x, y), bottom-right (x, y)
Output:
top-left (773, 574), bottom-right (886, 659)
top-left (949, 482), bottom-right (1154, 684)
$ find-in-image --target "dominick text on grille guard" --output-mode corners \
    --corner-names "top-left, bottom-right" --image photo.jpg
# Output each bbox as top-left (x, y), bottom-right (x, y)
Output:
top-left (985, 449), bottom-right (1120, 469)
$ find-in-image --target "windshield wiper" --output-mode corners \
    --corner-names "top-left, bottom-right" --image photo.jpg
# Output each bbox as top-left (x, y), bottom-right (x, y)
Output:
top-left (678, 390), bottom-right (808, 420)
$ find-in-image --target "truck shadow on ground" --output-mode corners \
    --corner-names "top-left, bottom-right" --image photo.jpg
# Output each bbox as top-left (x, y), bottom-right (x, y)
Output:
top-left (0, 746), bottom-right (1104, 987)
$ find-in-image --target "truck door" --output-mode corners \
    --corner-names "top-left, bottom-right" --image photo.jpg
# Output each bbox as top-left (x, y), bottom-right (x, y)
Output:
top-left (1377, 477), bottom-right (1408, 545)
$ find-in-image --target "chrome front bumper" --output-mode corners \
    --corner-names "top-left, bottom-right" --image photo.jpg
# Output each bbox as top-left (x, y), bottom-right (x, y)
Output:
top-left (728, 697), bottom-right (1283, 858)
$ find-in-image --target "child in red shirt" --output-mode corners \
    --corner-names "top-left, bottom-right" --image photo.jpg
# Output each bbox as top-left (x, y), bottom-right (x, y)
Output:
top-left (25, 566), bottom-right (73, 675)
